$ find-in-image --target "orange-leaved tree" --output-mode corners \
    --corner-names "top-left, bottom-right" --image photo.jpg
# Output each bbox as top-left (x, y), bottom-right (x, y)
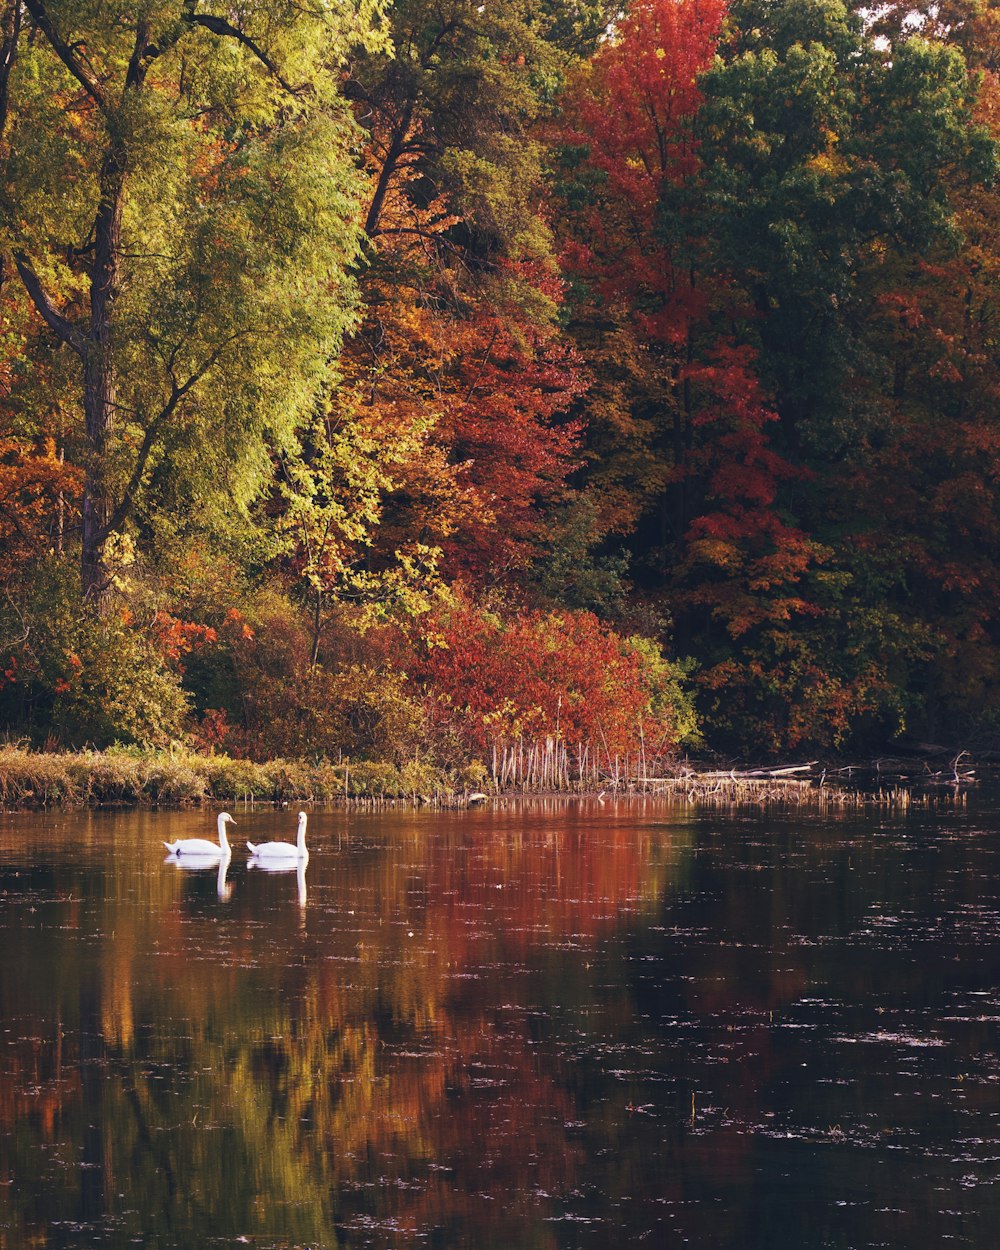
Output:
top-left (406, 595), bottom-right (698, 777)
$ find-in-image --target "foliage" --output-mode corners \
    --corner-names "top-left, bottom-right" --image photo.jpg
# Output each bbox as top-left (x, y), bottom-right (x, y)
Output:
top-left (690, 0), bottom-right (997, 746)
top-left (525, 495), bottom-right (631, 615)
top-left (408, 595), bottom-right (697, 757)
top-left (329, 0), bottom-right (589, 582)
top-left (0, 561), bottom-right (189, 747)
top-left (554, 0), bottom-right (999, 752)
top-left (1, 0), bottom-right (386, 599)
top-left (0, 437), bottom-right (80, 582)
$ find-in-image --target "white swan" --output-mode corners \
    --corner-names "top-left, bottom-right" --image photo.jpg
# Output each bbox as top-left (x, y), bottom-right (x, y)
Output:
top-left (163, 811), bottom-right (234, 858)
top-left (247, 811), bottom-right (309, 862)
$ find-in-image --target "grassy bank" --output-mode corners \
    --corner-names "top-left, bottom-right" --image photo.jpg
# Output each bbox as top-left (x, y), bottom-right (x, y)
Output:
top-left (0, 746), bottom-right (489, 808)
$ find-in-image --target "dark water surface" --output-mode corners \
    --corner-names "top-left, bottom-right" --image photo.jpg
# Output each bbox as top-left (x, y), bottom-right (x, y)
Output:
top-left (1, 797), bottom-right (999, 1248)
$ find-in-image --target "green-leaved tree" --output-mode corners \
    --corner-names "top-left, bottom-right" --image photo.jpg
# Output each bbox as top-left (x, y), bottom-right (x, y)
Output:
top-left (1, 0), bottom-right (386, 606)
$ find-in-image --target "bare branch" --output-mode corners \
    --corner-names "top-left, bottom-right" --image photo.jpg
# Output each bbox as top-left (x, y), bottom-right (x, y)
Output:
top-left (22, 0), bottom-right (110, 111)
top-left (365, 97), bottom-right (417, 238)
top-left (106, 332), bottom-right (247, 534)
top-left (187, 11), bottom-right (303, 95)
top-left (11, 251), bottom-right (88, 356)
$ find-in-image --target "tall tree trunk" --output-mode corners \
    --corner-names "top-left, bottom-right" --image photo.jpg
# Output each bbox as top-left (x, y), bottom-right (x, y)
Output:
top-left (80, 353), bottom-right (116, 606)
top-left (364, 96), bottom-right (415, 238)
top-left (0, 0), bottom-right (19, 295)
top-left (0, 1), bottom-right (17, 133)
top-left (81, 144), bottom-right (126, 610)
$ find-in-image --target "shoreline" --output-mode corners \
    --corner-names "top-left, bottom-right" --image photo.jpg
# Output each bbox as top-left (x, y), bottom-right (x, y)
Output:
top-left (0, 746), bottom-right (978, 811)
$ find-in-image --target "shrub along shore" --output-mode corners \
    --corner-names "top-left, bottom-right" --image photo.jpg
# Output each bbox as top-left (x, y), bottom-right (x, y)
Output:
top-left (0, 746), bottom-right (975, 811)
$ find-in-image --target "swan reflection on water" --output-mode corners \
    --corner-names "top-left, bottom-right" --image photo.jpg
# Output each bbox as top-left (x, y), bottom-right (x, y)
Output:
top-left (163, 849), bottom-right (234, 900)
top-left (248, 854), bottom-right (309, 910)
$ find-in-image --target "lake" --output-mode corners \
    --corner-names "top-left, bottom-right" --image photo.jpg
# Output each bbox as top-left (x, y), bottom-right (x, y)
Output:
top-left (1, 796), bottom-right (998, 1248)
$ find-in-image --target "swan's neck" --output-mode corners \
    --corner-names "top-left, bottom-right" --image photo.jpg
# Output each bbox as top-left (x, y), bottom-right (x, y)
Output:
top-left (217, 815), bottom-right (230, 852)
top-left (297, 817), bottom-right (307, 852)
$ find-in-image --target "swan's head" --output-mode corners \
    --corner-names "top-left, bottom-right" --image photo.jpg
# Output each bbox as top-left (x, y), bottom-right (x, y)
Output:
top-left (218, 812), bottom-right (236, 826)
top-left (298, 811), bottom-right (308, 829)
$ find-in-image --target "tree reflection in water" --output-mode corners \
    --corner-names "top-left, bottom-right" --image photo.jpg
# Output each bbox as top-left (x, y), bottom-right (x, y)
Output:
top-left (0, 802), bottom-right (684, 1247)
top-left (3, 801), bottom-right (1000, 1248)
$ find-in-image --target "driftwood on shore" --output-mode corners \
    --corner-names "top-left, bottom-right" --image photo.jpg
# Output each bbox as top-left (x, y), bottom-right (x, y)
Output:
top-left (619, 754), bottom-right (976, 808)
top-left (824, 751), bottom-right (977, 786)
top-left (679, 762), bottom-right (817, 779)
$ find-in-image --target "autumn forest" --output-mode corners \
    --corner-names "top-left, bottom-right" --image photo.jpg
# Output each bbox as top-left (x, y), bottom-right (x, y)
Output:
top-left (1, 0), bottom-right (998, 772)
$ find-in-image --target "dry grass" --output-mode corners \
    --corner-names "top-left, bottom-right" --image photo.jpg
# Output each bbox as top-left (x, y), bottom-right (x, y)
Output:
top-left (0, 747), bottom-right (343, 807)
top-left (0, 747), bottom-right (464, 807)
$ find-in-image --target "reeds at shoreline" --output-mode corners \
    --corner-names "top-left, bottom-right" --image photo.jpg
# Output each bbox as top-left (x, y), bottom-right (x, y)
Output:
top-left (0, 744), bottom-right (975, 810)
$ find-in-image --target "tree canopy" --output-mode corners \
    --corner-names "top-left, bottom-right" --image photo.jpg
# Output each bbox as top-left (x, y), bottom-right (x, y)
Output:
top-left (1, 0), bottom-right (998, 762)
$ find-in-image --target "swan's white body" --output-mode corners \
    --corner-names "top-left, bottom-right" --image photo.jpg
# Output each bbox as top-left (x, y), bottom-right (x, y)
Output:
top-left (163, 812), bottom-right (234, 858)
top-left (247, 811), bottom-right (309, 862)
